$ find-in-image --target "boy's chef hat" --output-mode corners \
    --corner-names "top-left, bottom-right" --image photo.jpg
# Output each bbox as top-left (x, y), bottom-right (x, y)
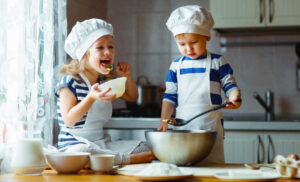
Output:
top-left (64, 18), bottom-right (113, 61)
top-left (166, 5), bottom-right (214, 37)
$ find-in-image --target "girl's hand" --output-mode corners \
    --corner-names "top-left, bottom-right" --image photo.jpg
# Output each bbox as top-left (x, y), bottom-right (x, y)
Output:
top-left (116, 62), bottom-right (131, 77)
top-left (89, 83), bottom-right (116, 102)
top-left (130, 151), bottom-right (156, 164)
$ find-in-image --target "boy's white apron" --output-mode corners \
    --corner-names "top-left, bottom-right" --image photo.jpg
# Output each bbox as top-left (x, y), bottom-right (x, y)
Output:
top-left (64, 73), bottom-right (140, 154)
top-left (174, 53), bottom-right (224, 163)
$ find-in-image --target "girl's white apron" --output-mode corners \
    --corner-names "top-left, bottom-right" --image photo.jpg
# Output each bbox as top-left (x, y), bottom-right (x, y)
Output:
top-left (174, 53), bottom-right (224, 163)
top-left (64, 73), bottom-right (140, 155)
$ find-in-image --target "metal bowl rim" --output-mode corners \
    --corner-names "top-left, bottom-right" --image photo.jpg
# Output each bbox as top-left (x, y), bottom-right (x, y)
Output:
top-left (145, 130), bottom-right (217, 134)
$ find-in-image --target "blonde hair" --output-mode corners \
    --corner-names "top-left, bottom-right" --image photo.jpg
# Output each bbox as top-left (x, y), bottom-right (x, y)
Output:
top-left (60, 52), bottom-right (89, 76)
top-left (175, 33), bottom-right (208, 40)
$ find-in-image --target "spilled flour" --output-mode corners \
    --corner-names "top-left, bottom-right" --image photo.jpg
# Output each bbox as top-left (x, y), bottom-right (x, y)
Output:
top-left (137, 162), bottom-right (183, 176)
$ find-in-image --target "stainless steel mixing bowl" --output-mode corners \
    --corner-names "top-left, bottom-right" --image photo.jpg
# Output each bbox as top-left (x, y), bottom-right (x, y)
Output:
top-left (145, 130), bottom-right (217, 166)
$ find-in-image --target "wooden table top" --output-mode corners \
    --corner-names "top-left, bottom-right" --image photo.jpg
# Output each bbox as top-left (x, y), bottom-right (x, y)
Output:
top-left (0, 164), bottom-right (299, 182)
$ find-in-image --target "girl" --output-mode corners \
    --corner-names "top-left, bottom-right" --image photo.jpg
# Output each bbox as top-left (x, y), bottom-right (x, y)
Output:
top-left (56, 18), bottom-right (155, 165)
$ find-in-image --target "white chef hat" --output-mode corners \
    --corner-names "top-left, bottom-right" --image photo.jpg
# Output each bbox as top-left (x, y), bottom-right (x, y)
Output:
top-left (166, 5), bottom-right (214, 37)
top-left (64, 18), bottom-right (114, 61)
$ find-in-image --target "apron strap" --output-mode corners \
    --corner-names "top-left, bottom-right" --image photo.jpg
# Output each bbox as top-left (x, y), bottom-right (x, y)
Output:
top-left (176, 56), bottom-right (185, 76)
top-left (79, 72), bottom-right (91, 89)
top-left (206, 52), bottom-right (211, 74)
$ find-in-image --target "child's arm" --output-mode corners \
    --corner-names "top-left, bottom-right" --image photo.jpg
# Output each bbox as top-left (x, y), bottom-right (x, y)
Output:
top-left (218, 56), bottom-right (242, 109)
top-left (116, 62), bottom-right (138, 102)
top-left (157, 101), bottom-right (175, 132)
top-left (130, 151), bottom-right (156, 164)
top-left (59, 84), bottom-right (116, 126)
top-left (158, 61), bottom-right (178, 131)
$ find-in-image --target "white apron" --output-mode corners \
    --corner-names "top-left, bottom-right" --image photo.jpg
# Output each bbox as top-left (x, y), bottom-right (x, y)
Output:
top-left (174, 53), bottom-right (224, 164)
top-left (65, 73), bottom-right (140, 155)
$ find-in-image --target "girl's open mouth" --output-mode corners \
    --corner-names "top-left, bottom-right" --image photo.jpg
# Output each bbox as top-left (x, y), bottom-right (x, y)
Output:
top-left (100, 60), bottom-right (113, 71)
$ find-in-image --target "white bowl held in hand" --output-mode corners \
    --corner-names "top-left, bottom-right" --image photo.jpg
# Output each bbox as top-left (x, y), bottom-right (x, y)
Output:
top-left (98, 77), bottom-right (127, 98)
top-left (46, 152), bottom-right (90, 174)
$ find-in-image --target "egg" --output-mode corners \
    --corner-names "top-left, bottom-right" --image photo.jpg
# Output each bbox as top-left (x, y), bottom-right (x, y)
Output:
top-left (287, 154), bottom-right (299, 161)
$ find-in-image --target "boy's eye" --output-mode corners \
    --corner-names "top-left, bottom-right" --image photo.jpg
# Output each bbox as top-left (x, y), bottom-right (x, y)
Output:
top-left (108, 46), bottom-right (114, 49)
top-left (97, 46), bottom-right (104, 49)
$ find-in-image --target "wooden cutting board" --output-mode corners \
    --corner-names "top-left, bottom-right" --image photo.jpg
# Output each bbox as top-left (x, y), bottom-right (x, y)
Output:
top-left (118, 163), bottom-right (272, 177)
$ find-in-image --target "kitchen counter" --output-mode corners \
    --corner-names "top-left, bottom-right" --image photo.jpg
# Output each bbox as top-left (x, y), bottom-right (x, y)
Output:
top-left (104, 117), bottom-right (300, 131)
top-left (0, 164), bottom-right (298, 182)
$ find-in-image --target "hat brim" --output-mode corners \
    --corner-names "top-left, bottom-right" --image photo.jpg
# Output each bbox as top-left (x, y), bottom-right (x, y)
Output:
top-left (76, 29), bottom-right (113, 61)
top-left (170, 24), bottom-right (210, 37)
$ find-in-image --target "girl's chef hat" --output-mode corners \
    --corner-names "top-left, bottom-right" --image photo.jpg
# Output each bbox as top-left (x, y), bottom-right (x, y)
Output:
top-left (166, 5), bottom-right (214, 37)
top-left (64, 18), bottom-right (113, 61)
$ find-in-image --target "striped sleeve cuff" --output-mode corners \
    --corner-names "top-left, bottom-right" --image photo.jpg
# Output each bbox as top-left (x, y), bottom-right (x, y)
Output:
top-left (55, 76), bottom-right (76, 97)
top-left (224, 85), bottom-right (239, 97)
top-left (114, 153), bottom-right (131, 165)
top-left (163, 93), bottom-right (177, 106)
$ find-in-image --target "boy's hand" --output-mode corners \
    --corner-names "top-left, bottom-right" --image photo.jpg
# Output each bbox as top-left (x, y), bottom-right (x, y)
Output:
top-left (157, 119), bottom-right (168, 132)
top-left (116, 62), bottom-right (131, 77)
top-left (225, 89), bottom-right (241, 109)
top-left (89, 83), bottom-right (116, 102)
top-left (225, 97), bottom-right (242, 109)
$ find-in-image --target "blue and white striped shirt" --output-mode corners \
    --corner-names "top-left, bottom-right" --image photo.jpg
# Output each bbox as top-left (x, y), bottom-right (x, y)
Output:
top-left (55, 75), bottom-right (89, 150)
top-left (163, 53), bottom-right (238, 106)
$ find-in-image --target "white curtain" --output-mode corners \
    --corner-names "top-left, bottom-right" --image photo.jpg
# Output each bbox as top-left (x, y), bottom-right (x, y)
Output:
top-left (0, 0), bottom-right (67, 173)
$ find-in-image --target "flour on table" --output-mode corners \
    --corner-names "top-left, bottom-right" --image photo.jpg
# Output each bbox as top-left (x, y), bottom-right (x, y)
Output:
top-left (137, 162), bottom-right (183, 176)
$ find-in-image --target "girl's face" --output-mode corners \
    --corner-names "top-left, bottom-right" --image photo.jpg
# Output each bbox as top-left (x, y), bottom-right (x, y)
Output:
top-left (86, 35), bottom-right (115, 75)
top-left (175, 33), bottom-right (210, 59)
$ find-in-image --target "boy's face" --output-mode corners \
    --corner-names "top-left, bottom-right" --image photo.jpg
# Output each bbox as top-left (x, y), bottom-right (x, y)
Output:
top-left (87, 35), bottom-right (115, 75)
top-left (175, 33), bottom-right (210, 59)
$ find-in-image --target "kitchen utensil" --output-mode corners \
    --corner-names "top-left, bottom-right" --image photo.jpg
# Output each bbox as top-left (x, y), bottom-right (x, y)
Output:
top-left (296, 43), bottom-right (300, 90)
top-left (45, 152), bottom-right (90, 174)
top-left (136, 75), bottom-right (163, 107)
top-left (126, 75), bottom-right (164, 117)
top-left (244, 163), bottom-right (276, 170)
top-left (296, 42), bottom-right (300, 59)
top-left (90, 154), bottom-right (115, 173)
top-left (11, 138), bottom-right (46, 175)
top-left (145, 130), bottom-right (217, 165)
top-left (164, 99), bottom-right (242, 126)
top-left (105, 63), bottom-right (113, 71)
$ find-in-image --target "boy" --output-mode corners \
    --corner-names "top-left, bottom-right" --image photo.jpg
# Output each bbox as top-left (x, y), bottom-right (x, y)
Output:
top-left (157, 5), bottom-right (241, 163)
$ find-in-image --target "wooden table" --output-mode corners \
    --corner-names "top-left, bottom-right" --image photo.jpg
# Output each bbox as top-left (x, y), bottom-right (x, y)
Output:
top-left (1, 164), bottom-right (299, 182)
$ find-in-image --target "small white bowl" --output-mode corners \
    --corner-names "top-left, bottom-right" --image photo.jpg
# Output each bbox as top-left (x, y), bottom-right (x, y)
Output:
top-left (90, 154), bottom-right (115, 172)
top-left (46, 152), bottom-right (90, 174)
top-left (98, 77), bottom-right (127, 98)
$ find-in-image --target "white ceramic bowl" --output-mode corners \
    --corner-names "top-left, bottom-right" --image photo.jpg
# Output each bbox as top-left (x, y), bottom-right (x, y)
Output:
top-left (46, 152), bottom-right (90, 174)
top-left (98, 77), bottom-right (127, 98)
top-left (90, 154), bottom-right (115, 172)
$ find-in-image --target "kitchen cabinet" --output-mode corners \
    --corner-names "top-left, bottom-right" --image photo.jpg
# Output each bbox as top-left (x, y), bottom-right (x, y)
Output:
top-left (224, 130), bottom-right (300, 164)
top-left (209, 0), bottom-right (300, 28)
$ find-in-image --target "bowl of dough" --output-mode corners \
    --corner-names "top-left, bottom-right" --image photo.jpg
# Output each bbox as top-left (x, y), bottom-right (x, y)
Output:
top-left (98, 77), bottom-right (127, 98)
top-left (46, 152), bottom-right (90, 174)
top-left (145, 130), bottom-right (217, 166)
